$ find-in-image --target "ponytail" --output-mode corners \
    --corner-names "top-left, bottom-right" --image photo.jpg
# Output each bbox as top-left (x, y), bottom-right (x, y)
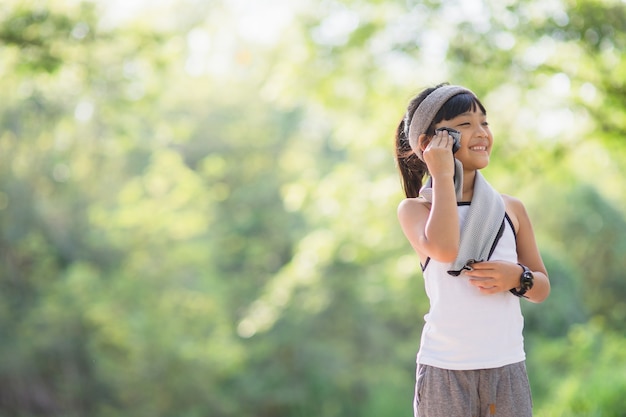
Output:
top-left (394, 86), bottom-right (441, 198)
top-left (395, 119), bottom-right (427, 198)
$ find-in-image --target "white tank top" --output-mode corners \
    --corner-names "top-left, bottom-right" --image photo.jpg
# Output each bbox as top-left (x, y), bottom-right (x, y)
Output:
top-left (416, 203), bottom-right (525, 370)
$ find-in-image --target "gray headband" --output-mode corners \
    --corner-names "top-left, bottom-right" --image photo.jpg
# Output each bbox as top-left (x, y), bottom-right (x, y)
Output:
top-left (407, 85), bottom-right (475, 161)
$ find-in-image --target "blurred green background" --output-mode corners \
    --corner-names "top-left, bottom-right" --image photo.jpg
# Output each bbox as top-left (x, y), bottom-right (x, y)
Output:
top-left (1, 0), bottom-right (626, 416)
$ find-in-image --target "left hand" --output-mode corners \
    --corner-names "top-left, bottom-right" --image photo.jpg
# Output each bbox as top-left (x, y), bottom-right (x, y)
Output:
top-left (462, 260), bottom-right (521, 294)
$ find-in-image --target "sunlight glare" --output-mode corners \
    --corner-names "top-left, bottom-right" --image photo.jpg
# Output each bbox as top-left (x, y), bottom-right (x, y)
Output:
top-left (312, 9), bottom-right (360, 46)
top-left (228, 0), bottom-right (295, 46)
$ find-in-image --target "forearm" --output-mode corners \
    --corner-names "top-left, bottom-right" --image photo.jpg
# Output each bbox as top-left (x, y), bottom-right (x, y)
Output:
top-left (423, 174), bottom-right (460, 261)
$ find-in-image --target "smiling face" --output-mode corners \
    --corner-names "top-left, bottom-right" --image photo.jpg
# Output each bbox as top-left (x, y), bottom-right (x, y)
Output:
top-left (434, 108), bottom-right (492, 170)
top-left (425, 92), bottom-right (492, 171)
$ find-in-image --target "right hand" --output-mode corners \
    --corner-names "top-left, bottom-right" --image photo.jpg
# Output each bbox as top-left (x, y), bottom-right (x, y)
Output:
top-left (419, 129), bottom-right (456, 178)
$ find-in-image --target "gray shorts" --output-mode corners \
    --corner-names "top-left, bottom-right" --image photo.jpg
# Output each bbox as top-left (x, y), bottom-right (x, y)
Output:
top-left (413, 361), bottom-right (533, 417)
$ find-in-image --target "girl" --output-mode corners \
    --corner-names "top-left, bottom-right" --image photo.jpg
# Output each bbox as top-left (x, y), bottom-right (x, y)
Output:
top-left (395, 83), bottom-right (550, 417)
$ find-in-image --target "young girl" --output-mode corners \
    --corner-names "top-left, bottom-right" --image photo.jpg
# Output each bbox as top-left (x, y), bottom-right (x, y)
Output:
top-left (395, 83), bottom-right (550, 417)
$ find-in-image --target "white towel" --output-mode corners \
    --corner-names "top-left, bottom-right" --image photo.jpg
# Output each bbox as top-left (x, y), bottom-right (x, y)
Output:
top-left (420, 159), bottom-right (506, 276)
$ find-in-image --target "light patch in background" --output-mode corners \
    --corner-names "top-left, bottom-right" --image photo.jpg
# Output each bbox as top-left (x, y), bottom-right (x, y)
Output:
top-left (443, 0), bottom-right (491, 32)
top-left (232, 0), bottom-right (296, 46)
top-left (185, 27), bottom-right (212, 76)
top-left (312, 9), bottom-right (360, 46)
top-left (547, 72), bottom-right (571, 97)
top-left (420, 30), bottom-right (449, 63)
top-left (395, 254), bottom-right (419, 280)
top-left (534, 73), bottom-right (574, 140)
top-left (74, 100), bottom-right (94, 122)
top-left (96, 0), bottom-right (170, 28)
top-left (378, 51), bottom-right (420, 86)
top-left (522, 36), bottom-right (557, 69)
top-left (97, 0), bottom-right (297, 70)
top-left (494, 31), bottom-right (516, 50)
top-left (71, 22), bottom-right (90, 40)
top-left (579, 82), bottom-right (597, 103)
top-left (535, 108), bottom-right (575, 139)
top-left (281, 183), bottom-right (307, 212)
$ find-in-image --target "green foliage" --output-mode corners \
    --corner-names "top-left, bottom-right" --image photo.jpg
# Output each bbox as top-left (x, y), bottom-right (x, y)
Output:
top-left (529, 322), bottom-right (626, 417)
top-left (0, 2), bottom-right (82, 73)
top-left (1, 0), bottom-right (626, 416)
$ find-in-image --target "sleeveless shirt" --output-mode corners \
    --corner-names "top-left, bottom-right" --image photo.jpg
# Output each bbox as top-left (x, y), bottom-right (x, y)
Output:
top-left (416, 203), bottom-right (525, 370)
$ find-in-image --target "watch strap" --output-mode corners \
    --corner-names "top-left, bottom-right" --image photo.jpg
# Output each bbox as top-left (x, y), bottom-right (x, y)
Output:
top-left (510, 263), bottom-right (531, 298)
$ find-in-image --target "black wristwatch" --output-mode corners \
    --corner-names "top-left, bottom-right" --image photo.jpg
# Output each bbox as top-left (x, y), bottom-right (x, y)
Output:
top-left (510, 263), bottom-right (534, 298)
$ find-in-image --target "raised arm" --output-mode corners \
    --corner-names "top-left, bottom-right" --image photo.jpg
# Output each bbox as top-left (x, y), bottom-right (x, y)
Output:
top-left (397, 131), bottom-right (460, 263)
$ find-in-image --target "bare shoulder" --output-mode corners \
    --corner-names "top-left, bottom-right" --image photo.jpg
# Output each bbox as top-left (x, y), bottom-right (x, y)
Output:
top-left (397, 197), bottom-right (430, 218)
top-left (501, 193), bottom-right (525, 209)
top-left (397, 197), bottom-right (432, 232)
top-left (500, 194), bottom-right (530, 233)
top-left (396, 197), bottom-right (432, 262)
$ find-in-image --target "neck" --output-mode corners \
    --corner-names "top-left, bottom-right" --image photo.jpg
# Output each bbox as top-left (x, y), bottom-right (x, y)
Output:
top-left (462, 169), bottom-right (477, 201)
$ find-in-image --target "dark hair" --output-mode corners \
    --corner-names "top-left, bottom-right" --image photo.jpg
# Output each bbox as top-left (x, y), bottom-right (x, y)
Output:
top-left (394, 83), bottom-right (487, 198)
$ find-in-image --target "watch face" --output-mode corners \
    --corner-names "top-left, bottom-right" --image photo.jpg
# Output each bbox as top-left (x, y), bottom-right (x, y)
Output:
top-left (521, 272), bottom-right (534, 290)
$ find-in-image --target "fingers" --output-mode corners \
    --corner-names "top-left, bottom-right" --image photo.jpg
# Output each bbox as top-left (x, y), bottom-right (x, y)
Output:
top-left (428, 129), bottom-right (454, 150)
top-left (420, 130), bottom-right (454, 153)
top-left (465, 261), bottom-right (518, 294)
top-left (465, 261), bottom-right (494, 270)
top-left (468, 277), bottom-right (501, 293)
top-left (465, 261), bottom-right (500, 291)
top-left (420, 130), bottom-right (457, 178)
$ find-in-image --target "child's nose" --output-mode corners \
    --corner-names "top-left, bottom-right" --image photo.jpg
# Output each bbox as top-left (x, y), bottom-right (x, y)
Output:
top-left (476, 125), bottom-right (489, 137)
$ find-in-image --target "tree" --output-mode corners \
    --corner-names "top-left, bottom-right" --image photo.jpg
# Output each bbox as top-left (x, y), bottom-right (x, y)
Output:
top-left (1, 0), bottom-right (626, 415)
